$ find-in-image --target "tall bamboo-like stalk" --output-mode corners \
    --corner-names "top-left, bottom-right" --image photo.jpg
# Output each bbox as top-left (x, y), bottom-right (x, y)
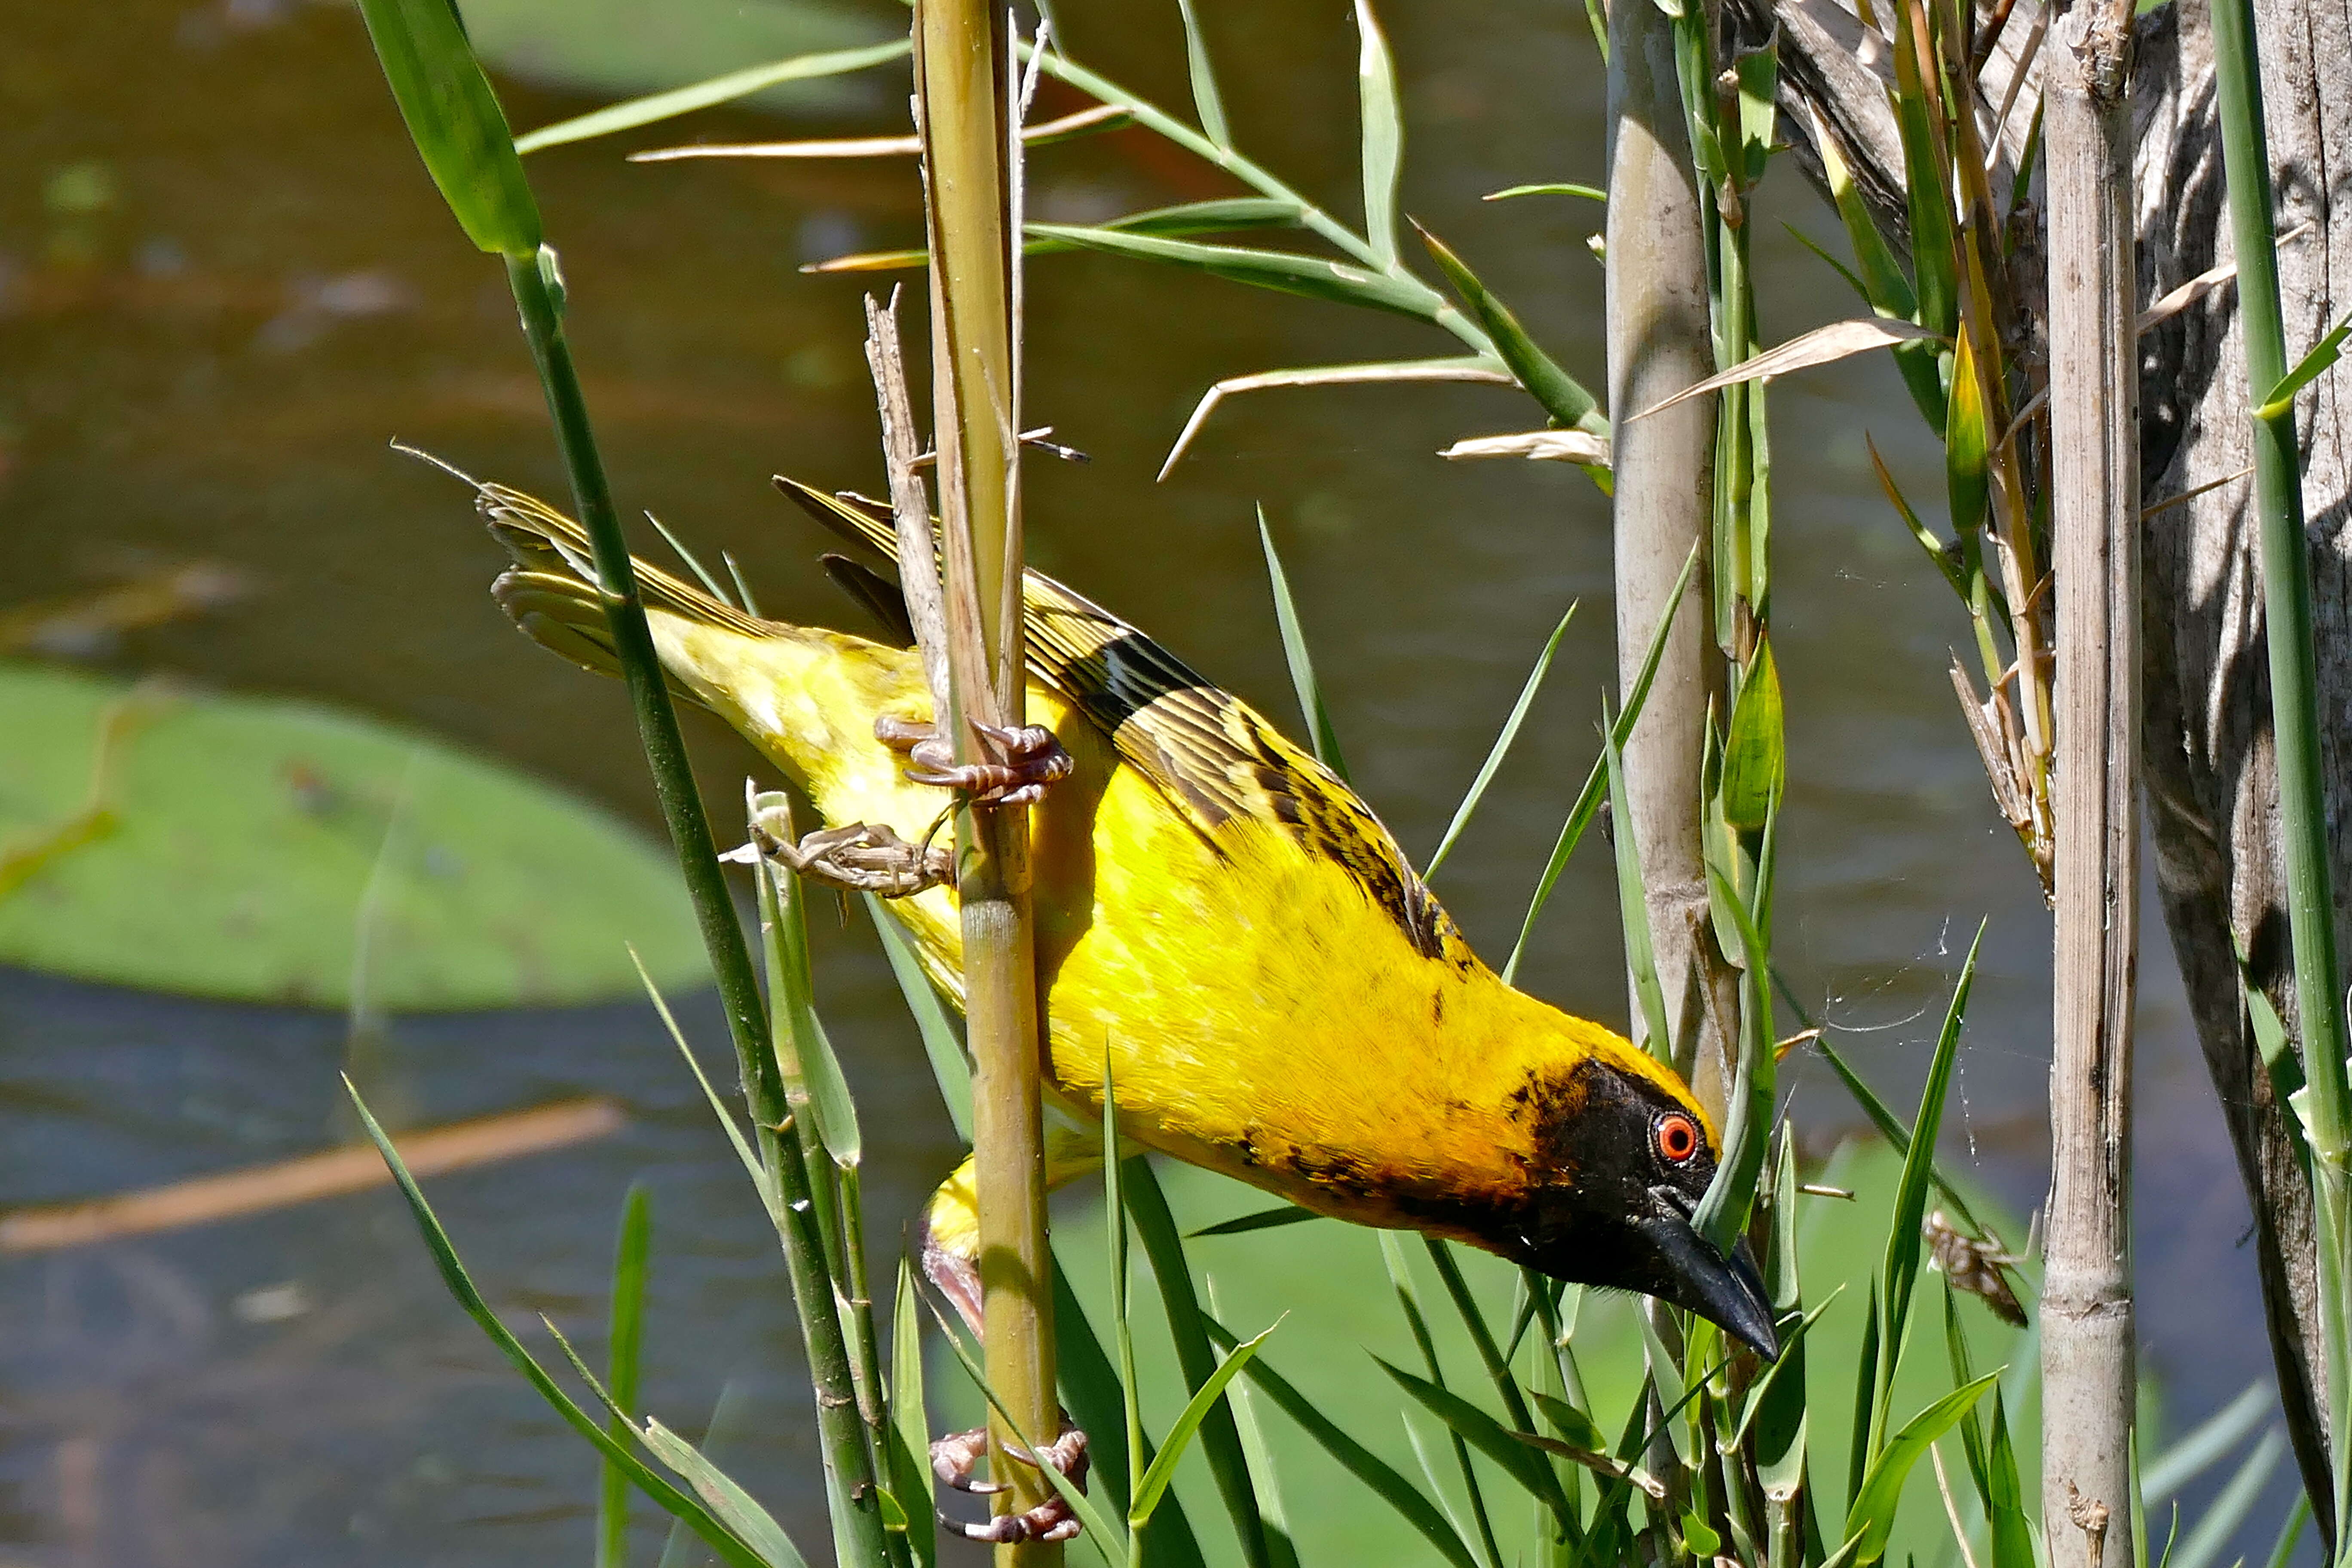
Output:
top-left (2211, 0), bottom-right (2352, 1546)
top-left (2038, 5), bottom-right (2141, 1561)
top-left (1604, 0), bottom-right (1735, 1120)
top-left (911, 2), bottom-right (1059, 1559)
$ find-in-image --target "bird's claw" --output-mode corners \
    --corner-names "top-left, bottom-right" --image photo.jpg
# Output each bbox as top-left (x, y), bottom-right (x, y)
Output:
top-left (770, 821), bottom-right (952, 897)
top-left (931, 1424), bottom-right (1090, 1543)
top-left (728, 793), bottom-right (952, 897)
top-left (875, 716), bottom-right (1073, 808)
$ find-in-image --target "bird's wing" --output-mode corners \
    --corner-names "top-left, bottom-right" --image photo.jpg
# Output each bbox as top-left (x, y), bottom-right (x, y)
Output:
top-left (776, 478), bottom-right (1472, 965)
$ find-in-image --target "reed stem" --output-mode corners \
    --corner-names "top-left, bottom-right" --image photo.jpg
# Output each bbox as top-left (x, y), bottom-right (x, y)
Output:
top-left (912, 2), bottom-right (1059, 1559)
top-left (2211, 0), bottom-right (2352, 1546)
top-left (2037, 14), bottom-right (2141, 1562)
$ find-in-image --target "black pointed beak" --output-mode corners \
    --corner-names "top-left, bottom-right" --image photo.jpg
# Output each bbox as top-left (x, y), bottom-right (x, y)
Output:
top-left (1639, 1210), bottom-right (1782, 1360)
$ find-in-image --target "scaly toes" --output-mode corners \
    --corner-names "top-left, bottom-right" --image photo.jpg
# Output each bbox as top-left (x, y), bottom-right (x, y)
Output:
top-left (878, 717), bottom-right (1073, 808)
top-left (931, 1423), bottom-right (1090, 1543)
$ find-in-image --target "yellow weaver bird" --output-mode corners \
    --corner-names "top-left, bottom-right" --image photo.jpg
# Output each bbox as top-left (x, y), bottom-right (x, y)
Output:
top-left (481, 478), bottom-right (1780, 1369)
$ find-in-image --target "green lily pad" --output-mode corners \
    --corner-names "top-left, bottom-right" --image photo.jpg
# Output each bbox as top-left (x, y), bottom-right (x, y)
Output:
top-left (0, 661), bottom-right (706, 1010)
top-left (460, 0), bottom-right (891, 116)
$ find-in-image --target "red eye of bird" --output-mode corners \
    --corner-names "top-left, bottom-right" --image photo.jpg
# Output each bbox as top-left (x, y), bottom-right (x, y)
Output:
top-left (1654, 1112), bottom-right (1701, 1165)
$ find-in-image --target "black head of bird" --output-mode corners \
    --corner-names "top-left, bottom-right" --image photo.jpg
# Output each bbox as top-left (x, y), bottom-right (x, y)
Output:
top-left (1498, 1056), bottom-right (1781, 1359)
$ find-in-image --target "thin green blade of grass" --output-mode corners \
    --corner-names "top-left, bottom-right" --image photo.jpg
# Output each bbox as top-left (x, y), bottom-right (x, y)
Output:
top-left (1188, 1204), bottom-right (1322, 1239)
top-left (1420, 1239), bottom-right (1546, 1449)
top-left (1258, 510), bottom-right (1349, 782)
top-left (865, 897), bottom-right (974, 1143)
top-left (2260, 1496), bottom-right (2311, 1568)
top-left (1692, 859), bottom-right (1776, 1249)
top-left (1847, 1277), bottom-right (1883, 1512)
top-left (1104, 1062), bottom-right (1145, 1513)
top-left (631, 948), bottom-right (785, 1234)
top-left (1351, 0), bottom-right (1403, 269)
top-left (1412, 221), bottom-right (1603, 432)
top-left (352, 0), bottom-right (542, 256)
top-left (2168, 1430), bottom-right (2287, 1568)
top-left (924, 1294), bottom-right (1131, 1568)
top-left (1878, 919), bottom-right (1987, 1378)
top-left (1504, 541), bottom-right (1697, 982)
top-left (1205, 1283), bottom-right (1302, 1568)
top-left (646, 511), bottom-right (738, 608)
top-left (1050, 1248), bottom-right (1210, 1568)
top-left (1172, 0), bottom-right (1231, 148)
top-left (342, 1080), bottom-right (770, 1568)
top-left (1132, 1323), bottom-right (1282, 1526)
top-left (1426, 603), bottom-right (1576, 878)
top-left (2142, 1383), bottom-right (2272, 1508)
top-left (753, 819), bottom-right (861, 1168)
top-left (547, 1321), bottom-right (812, 1568)
top-left (888, 1263), bottom-right (937, 1568)
top-left (723, 551), bottom-right (762, 617)
top-left (1402, 1409), bottom-right (1503, 1568)
top-left (1202, 1315), bottom-right (1482, 1568)
top-left (513, 39), bottom-right (913, 153)
top-left (1602, 695), bottom-right (1672, 1060)
top-left (1843, 1372), bottom-right (2001, 1565)
top-left (600, 1183), bottom-right (653, 1568)
top-left (1376, 1356), bottom-right (1574, 1519)
top-left (1632, 1301), bottom-right (1699, 1470)
top-left (1381, 1231), bottom-right (1506, 1568)
top-left (807, 200), bottom-right (1311, 276)
top-left (1124, 1158), bottom-right (1277, 1568)
top-left (1982, 1387), bottom-right (2036, 1568)
top-left (2254, 310), bottom-right (2352, 422)
top-left (1029, 223), bottom-right (1447, 325)
top-left (1719, 639), bottom-right (1785, 834)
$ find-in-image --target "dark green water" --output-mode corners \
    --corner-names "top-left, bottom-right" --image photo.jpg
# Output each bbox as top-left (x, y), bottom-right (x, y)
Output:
top-left (0, 0), bottom-right (2302, 1562)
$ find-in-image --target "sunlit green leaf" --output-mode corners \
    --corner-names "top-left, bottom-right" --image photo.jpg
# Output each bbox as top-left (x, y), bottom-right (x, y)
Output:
top-left (1945, 330), bottom-right (1992, 540)
top-left (1375, 1357), bottom-right (1572, 1518)
top-left (1880, 921), bottom-right (1986, 1366)
top-left (599, 1184), bottom-right (652, 1568)
top-left (888, 1263), bottom-right (937, 1568)
top-left (344, 1082), bottom-right (770, 1568)
top-left (1353, 0), bottom-right (1403, 267)
top-left (1259, 511), bottom-right (1350, 782)
top-left (1189, 1204), bottom-right (1323, 1239)
top-left (1029, 223), bottom-right (1446, 324)
top-left (1720, 637), bottom-right (1785, 833)
top-left (355, 0), bottom-right (543, 255)
top-left (1173, 0), bottom-right (1231, 148)
top-left (1133, 1323), bottom-right (1281, 1525)
top-left (1413, 221), bottom-right (1603, 432)
top-left (513, 39), bottom-right (912, 153)
top-left (1485, 182), bottom-right (1606, 202)
top-left (1844, 1374), bottom-right (2001, 1564)
top-left (1204, 1316), bottom-right (1482, 1568)
top-left (2256, 310), bottom-right (2352, 422)
top-left (1426, 603), bottom-right (1575, 877)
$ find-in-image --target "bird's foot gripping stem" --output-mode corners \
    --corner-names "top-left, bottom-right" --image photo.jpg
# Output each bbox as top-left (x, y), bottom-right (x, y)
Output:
top-left (931, 1423), bottom-right (1090, 1544)
top-left (875, 715), bottom-right (1072, 808)
top-left (728, 791), bottom-right (952, 897)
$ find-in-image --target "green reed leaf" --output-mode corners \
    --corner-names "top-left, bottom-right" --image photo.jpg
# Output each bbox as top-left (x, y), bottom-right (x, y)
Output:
top-left (514, 40), bottom-right (912, 154)
top-left (1720, 637), bottom-right (1785, 833)
top-left (1375, 1357), bottom-right (1574, 1519)
top-left (1133, 1323), bottom-right (1281, 1526)
top-left (355, 0), bottom-right (542, 256)
top-left (1029, 223), bottom-right (1447, 324)
top-left (1427, 603), bottom-right (1577, 877)
top-left (1413, 221), bottom-right (1602, 432)
top-left (1259, 510), bottom-right (1350, 782)
top-left (1945, 330), bottom-right (1992, 540)
top-left (1172, 0), bottom-right (1231, 148)
top-left (600, 1183), bottom-right (653, 1568)
top-left (1603, 696), bottom-right (1672, 1060)
top-left (2256, 311), bottom-right (2352, 423)
top-left (345, 1080), bottom-right (772, 1568)
top-left (1353, 0), bottom-right (1404, 267)
top-left (1844, 1373), bottom-right (2001, 1565)
top-left (1204, 1315), bottom-right (1482, 1568)
top-left (888, 1262), bottom-right (936, 1568)
top-left (1189, 1204), bottom-right (1323, 1238)
top-left (1880, 919), bottom-right (1985, 1368)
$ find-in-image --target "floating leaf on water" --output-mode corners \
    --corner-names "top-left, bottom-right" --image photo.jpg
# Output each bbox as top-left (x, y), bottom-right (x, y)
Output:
top-left (0, 662), bottom-right (702, 1009)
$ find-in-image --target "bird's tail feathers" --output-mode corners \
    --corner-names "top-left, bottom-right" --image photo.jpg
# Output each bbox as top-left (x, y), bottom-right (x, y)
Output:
top-left (479, 483), bottom-right (780, 709)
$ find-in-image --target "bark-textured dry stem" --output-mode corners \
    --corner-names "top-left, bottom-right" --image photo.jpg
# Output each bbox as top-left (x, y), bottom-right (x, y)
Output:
top-left (1740, 0), bottom-right (2349, 1523)
top-left (2040, 8), bottom-right (2141, 1560)
top-left (1605, 0), bottom-right (1737, 1118)
top-left (912, 2), bottom-right (1059, 1559)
